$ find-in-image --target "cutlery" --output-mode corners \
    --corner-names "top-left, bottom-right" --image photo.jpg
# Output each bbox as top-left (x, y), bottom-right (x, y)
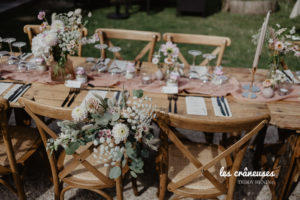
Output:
top-left (216, 97), bottom-right (226, 116)
top-left (173, 94), bottom-right (178, 113)
top-left (281, 70), bottom-right (294, 83)
top-left (87, 83), bottom-right (95, 88)
top-left (115, 91), bottom-right (120, 102)
top-left (168, 94), bottom-right (172, 113)
top-left (10, 83), bottom-right (31, 102)
top-left (220, 96), bottom-right (230, 116)
top-left (7, 84), bottom-right (25, 101)
top-left (67, 88), bottom-right (80, 107)
top-left (61, 88), bottom-right (75, 107)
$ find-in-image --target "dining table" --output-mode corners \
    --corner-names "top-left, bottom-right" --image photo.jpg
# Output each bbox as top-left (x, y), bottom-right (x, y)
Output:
top-left (0, 54), bottom-right (300, 199)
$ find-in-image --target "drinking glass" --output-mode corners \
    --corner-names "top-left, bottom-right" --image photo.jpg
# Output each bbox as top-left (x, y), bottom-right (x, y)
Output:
top-left (108, 46), bottom-right (122, 74)
top-left (3, 38), bottom-right (16, 56)
top-left (188, 50), bottom-right (201, 66)
top-left (12, 41), bottom-right (26, 54)
top-left (203, 53), bottom-right (216, 67)
top-left (94, 44), bottom-right (108, 72)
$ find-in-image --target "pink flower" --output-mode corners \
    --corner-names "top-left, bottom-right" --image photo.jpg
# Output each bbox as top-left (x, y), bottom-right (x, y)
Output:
top-left (213, 66), bottom-right (223, 76)
top-left (160, 42), bottom-right (179, 58)
top-left (170, 71), bottom-right (180, 81)
top-left (38, 11), bottom-right (46, 20)
top-left (39, 22), bottom-right (48, 31)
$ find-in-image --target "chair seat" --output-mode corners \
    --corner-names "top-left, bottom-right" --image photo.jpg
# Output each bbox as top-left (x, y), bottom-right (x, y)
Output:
top-left (62, 145), bottom-right (112, 187)
top-left (168, 143), bottom-right (229, 192)
top-left (0, 126), bottom-right (40, 167)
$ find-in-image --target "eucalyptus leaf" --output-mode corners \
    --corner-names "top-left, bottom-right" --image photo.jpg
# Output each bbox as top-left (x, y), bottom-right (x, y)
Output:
top-left (109, 166), bottom-right (121, 179)
top-left (95, 118), bottom-right (109, 126)
top-left (65, 142), bottom-right (80, 155)
top-left (126, 147), bottom-right (136, 159)
top-left (125, 141), bottom-right (132, 148)
top-left (112, 113), bottom-right (120, 121)
top-left (130, 171), bottom-right (137, 178)
top-left (141, 149), bottom-right (149, 158)
top-left (133, 89), bottom-right (143, 98)
top-left (122, 158), bottom-right (127, 167)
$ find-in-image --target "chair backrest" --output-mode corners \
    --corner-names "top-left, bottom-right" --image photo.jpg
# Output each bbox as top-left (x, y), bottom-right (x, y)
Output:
top-left (95, 28), bottom-right (161, 62)
top-left (23, 25), bottom-right (88, 57)
top-left (0, 98), bottom-right (26, 199)
top-left (155, 111), bottom-right (269, 197)
top-left (19, 97), bottom-right (116, 188)
top-left (163, 32), bottom-right (231, 67)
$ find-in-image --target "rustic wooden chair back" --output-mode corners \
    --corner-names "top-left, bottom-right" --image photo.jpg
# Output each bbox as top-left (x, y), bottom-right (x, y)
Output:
top-left (95, 28), bottom-right (161, 62)
top-left (0, 98), bottom-right (26, 199)
top-left (23, 25), bottom-right (88, 57)
top-left (155, 111), bottom-right (269, 200)
top-left (163, 32), bottom-right (231, 67)
top-left (19, 97), bottom-right (124, 200)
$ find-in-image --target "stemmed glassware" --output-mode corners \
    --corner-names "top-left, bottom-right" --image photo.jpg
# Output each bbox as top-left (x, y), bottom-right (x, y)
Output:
top-left (94, 44), bottom-right (108, 72)
top-left (3, 38), bottom-right (16, 56)
top-left (108, 46), bottom-right (122, 74)
top-left (12, 41), bottom-right (26, 55)
top-left (188, 50), bottom-right (202, 66)
top-left (202, 53), bottom-right (216, 67)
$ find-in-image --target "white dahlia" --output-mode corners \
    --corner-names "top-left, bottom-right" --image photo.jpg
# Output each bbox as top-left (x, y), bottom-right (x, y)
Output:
top-left (72, 106), bottom-right (87, 122)
top-left (112, 123), bottom-right (129, 142)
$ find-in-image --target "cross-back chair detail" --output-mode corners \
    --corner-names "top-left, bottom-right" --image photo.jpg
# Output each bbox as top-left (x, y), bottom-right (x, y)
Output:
top-left (95, 28), bottom-right (161, 62)
top-left (19, 97), bottom-right (125, 200)
top-left (163, 32), bottom-right (231, 67)
top-left (155, 111), bottom-right (269, 200)
top-left (23, 25), bottom-right (88, 57)
top-left (0, 98), bottom-right (41, 200)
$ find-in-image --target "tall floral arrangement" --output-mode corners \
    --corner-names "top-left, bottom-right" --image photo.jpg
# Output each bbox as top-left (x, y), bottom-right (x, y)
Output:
top-left (47, 90), bottom-right (158, 179)
top-left (252, 24), bottom-right (300, 78)
top-left (32, 9), bottom-right (92, 75)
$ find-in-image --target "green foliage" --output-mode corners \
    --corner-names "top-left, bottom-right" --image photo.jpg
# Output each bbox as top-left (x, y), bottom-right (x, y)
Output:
top-left (65, 142), bottom-right (80, 155)
top-left (109, 166), bottom-right (122, 179)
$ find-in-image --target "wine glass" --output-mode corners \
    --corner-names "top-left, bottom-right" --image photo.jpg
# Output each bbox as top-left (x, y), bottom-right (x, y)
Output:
top-left (203, 53), bottom-right (216, 67)
top-left (12, 41), bottom-right (26, 54)
top-left (94, 44), bottom-right (108, 72)
top-left (3, 38), bottom-right (16, 56)
top-left (108, 46), bottom-right (122, 74)
top-left (188, 50), bottom-right (201, 66)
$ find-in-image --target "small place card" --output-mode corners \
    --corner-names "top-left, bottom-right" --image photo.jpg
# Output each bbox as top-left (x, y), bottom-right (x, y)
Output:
top-left (0, 82), bottom-right (13, 95)
top-left (162, 86), bottom-right (178, 94)
top-left (185, 96), bottom-right (207, 116)
top-left (80, 90), bottom-right (108, 107)
top-left (65, 80), bottom-right (82, 88)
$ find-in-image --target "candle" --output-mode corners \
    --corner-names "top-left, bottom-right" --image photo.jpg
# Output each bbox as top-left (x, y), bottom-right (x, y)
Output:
top-left (252, 11), bottom-right (271, 69)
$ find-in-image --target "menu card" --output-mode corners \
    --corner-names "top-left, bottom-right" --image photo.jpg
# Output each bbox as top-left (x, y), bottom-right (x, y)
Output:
top-left (185, 96), bottom-right (207, 116)
top-left (0, 82), bottom-right (13, 95)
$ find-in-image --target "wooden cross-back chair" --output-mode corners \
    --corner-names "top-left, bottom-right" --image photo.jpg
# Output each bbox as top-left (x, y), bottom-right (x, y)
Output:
top-left (19, 97), bottom-right (126, 200)
top-left (163, 32), bottom-right (231, 67)
top-left (23, 25), bottom-right (88, 57)
top-left (155, 111), bottom-right (270, 200)
top-left (95, 28), bottom-right (161, 62)
top-left (0, 98), bottom-right (41, 200)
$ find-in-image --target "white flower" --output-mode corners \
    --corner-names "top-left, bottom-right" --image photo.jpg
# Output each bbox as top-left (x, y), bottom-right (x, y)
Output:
top-left (88, 11), bottom-right (92, 17)
top-left (290, 26), bottom-right (296, 35)
top-left (274, 41), bottom-right (284, 51)
top-left (152, 57), bottom-right (159, 64)
top-left (85, 97), bottom-right (104, 114)
top-left (100, 137), bottom-right (105, 143)
top-left (51, 20), bottom-right (64, 31)
top-left (71, 106), bottom-right (87, 122)
top-left (112, 123), bottom-right (129, 142)
top-left (74, 8), bottom-right (82, 15)
top-left (44, 30), bottom-right (57, 46)
top-left (67, 11), bottom-right (73, 17)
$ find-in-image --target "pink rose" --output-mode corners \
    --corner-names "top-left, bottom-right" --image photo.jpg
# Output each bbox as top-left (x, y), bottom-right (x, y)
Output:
top-left (170, 71), bottom-right (180, 81)
top-left (38, 11), bottom-right (46, 20)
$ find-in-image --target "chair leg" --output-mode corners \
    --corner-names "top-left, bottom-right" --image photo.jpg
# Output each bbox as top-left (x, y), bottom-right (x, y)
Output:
top-left (116, 176), bottom-right (123, 200)
top-left (12, 171), bottom-right (26, 200)
top-left (159, 173), bottom-right (167, 200)
top-left (60, 185), bottom-right (74, 200)
top-left (131, 177), bottom-right (139, 196)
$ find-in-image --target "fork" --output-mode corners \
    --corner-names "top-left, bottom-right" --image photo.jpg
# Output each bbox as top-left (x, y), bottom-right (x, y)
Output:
top-left (67, 88), bottom-right (80, 107)
top-left (173, 94), bottom-right (178, 113)
top-left (61, 88), bottom-right (74, 107)
top-left (168, 94), bottom-right (172, 113)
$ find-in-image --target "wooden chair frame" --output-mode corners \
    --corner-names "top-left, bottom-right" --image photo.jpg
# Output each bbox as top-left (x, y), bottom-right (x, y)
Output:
top-left (19, 97), bottom-right (125, 200)
top-left (95, 28), bottom-right (161, 62)
top-left (163, 32), bottom-right (231, 67)
top-left (23, 25), bottom-right (88, 57)
top-left (155, 111), bottom-right (269, 200)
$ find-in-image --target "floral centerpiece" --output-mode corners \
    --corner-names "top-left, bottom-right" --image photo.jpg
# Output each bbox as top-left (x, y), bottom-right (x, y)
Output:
top-left (47, 90), bottom-right (158, 179)
top-left (152, 41), bottom-right (181, 85)
top-left (31, 9), bottom-right (91, 81)
top-left (252, 24), bottom-right (300, 80)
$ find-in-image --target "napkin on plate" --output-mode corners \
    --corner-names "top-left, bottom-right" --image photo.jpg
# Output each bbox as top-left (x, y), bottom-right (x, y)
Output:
top-left (211, 97), bottom-right (232, 117)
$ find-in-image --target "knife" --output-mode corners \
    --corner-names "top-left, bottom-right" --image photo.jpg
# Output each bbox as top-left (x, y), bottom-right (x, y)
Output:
top-left (10, 83), bottom-right (31, 102)
top-left (7, 84), bottom-right (25, 102)
top-left (216, 97), bottom-right (226, 116)
top-left (220, 96), bottom-right (230, 116)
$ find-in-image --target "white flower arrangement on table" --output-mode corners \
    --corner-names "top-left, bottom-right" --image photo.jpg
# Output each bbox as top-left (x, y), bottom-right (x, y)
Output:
top-left (32, 9), bottom-right (92, 71)
top-left (47, 89), bottom-right (158, 179)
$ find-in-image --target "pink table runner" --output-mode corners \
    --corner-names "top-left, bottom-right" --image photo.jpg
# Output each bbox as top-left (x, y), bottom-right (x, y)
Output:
top-left (1, 63), bottom-right (299, 102)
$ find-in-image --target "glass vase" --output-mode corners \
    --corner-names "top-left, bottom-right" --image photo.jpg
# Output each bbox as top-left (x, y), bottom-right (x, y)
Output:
top-left (50, 56), bottom-right (75, 82)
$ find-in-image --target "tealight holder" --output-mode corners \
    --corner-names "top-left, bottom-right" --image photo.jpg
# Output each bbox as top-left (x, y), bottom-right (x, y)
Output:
top-left (277, 81), bottom-right (292, 96)
top-left (141, 72), bottom-right (152, 84)
top-left (76, 66), bottom-right (87, 83)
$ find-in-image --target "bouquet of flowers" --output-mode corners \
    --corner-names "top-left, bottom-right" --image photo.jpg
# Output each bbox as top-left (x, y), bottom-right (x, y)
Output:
top-left (47, 90), bottom-right (158, 179)
top-left (32, 9), bottom-right (92, 75)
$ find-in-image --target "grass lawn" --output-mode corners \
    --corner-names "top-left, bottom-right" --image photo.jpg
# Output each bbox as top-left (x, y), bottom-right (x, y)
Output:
top-left (83, 1), bottom-right (300, 70)
top-left (1, 0), bottom-right (299, 70)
